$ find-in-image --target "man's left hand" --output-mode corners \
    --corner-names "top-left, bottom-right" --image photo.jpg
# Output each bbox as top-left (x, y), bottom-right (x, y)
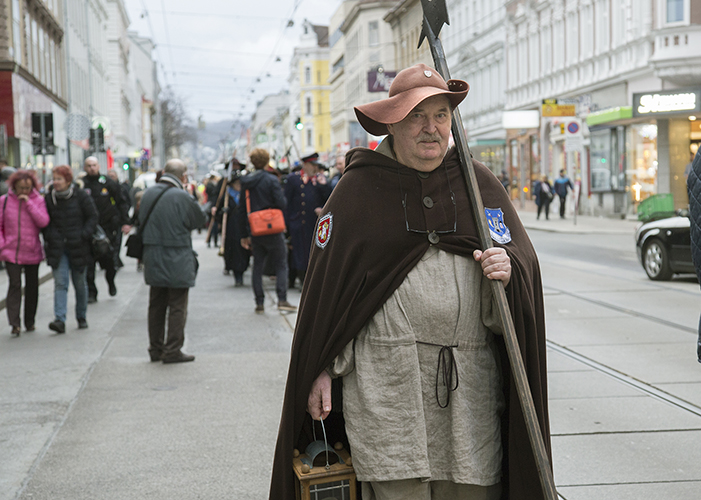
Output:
top-left (473, 247), bottom-right (511, 287)
top-left (121, 224), bottom-right (132, 235)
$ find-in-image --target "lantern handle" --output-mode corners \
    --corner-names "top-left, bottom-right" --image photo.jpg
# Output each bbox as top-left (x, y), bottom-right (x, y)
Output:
top-left (319, 417), bottom-right (331, 470)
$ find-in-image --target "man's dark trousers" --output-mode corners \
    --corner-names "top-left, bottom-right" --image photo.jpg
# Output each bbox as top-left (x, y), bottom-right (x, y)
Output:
top-left (148, 286), bottom-right (189, 359)
top-left (558, 194), bottom-right (567, 218)
top-left (5, 262), bottom-right (39, 329)
top-left (251, 232), bottom-right (288, 305)
top-left (87, 228), bottom-right (119, 298)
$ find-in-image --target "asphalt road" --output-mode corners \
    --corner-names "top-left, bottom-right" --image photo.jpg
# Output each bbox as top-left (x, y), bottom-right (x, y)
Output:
top-left (1, 220), bottom-right (700, 500)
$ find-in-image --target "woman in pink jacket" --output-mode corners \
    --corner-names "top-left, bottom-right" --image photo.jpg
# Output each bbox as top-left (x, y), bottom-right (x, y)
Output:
top-left (0, 170), bottom-right (50, 336)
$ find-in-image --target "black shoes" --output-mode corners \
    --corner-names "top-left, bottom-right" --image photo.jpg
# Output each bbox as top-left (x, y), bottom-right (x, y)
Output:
top-left (162, 352), bottom-right (195, 364)
top-left (149, 350), bottom-right (162, 362)
top-left (278, 300), bottom-right (297, 312)
top-left (11, 326), bottom-right (20, 337)
top-left (49, 320), bottom-right (66, 334)
top-left (78, 319), bottom-right (88, 329)
top-left (108, 281), bottom-right (117, 296)
top-left (255, 304), bottom-right (265, 314)
top-left (88, 295), bottom-right (98, 304)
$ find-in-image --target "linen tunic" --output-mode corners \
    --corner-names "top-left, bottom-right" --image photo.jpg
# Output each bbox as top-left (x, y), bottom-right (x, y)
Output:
top-left (329, 246), bottom-right (504, 485)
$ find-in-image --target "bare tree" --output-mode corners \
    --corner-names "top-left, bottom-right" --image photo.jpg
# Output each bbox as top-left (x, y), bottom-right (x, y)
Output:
top-left (160, 89), bottom-right (196, 158)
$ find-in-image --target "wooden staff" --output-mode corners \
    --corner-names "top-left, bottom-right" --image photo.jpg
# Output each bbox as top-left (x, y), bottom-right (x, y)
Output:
top-left (218, 176), bottom-right (230, 257)
top-left (418, 1), bottom-right (558, 498)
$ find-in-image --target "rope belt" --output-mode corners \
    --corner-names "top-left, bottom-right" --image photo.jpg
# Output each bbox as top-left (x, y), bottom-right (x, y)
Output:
top-left (416, 341), bottom-right (459, 408)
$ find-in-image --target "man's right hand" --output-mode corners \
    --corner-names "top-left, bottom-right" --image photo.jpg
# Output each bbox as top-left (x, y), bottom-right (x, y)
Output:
top-left (307, 370), bottom-right (332, 420)
top-left (240, 237), bottom-right (251, 250)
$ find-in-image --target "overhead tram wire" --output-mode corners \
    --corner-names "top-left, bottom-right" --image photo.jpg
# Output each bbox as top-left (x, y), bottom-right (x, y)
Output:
top-left (138, 0), bottom-right (170, 87)
top-left (159, 0), bottom-right (177, 85)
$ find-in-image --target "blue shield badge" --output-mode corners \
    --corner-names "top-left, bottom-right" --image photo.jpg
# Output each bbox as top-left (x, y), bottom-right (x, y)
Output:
top-left (484, 208), bottom-right (512, 244)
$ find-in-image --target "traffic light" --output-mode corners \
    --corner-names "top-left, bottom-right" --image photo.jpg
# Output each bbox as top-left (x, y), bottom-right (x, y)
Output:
top-left (122, 160), bottom-right (130, 171)
top-left (295, 116), bottom-right (304, 130)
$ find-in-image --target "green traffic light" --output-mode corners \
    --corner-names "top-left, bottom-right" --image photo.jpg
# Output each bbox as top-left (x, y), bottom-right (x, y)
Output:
top-left (122, 162), bottom-right (129, 170)
top-left (295, 121), bottom-right (304, 130)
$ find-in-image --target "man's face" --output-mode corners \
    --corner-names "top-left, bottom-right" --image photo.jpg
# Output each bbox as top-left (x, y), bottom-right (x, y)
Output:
top-left (84, 158), bottom-right (100, 176)
top-left (335, 155), bottom-right (346, 174)
top-left (302, 161), bottom-right (317, 176)
top-left (386, 95), bottom-right (452, 172)
top-left (107, 170), bottom-right (119, 182)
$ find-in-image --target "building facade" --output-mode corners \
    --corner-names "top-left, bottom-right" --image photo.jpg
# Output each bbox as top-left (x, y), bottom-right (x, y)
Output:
top-left (339, 0), bottom-right (398, 149)
top-left (289, 20), bottom-right (330, 161)
top-left (506, 0), bottom-right (701, 216)
top-left (443, 0), bottom-right (508, 180)
top-left (0, 0), bottom-right (67, 181)
top-left (63, 0), bottom-right (109, 170)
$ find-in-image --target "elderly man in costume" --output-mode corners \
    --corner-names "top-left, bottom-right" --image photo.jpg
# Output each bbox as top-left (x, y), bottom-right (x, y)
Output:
top-left (269, 64), bottom-right (551, 500)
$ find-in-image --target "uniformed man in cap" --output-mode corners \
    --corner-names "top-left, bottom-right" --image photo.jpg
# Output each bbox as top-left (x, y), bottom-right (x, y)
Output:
top-left (269, 63), bottom-right (551, 500)
top-left (283, 152), bottom-right (332, 287)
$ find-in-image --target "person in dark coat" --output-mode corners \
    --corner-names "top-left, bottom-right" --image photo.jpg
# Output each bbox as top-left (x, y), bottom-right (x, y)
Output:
top-left (82, 156), bottom-right (131, 302)
top-left (283, 152), bottom-right (332, 287)
top-left (553, 169), bottom-right (574, 219)
top-left (533, 175), bottom-right (553, 220)
top-left (44, 165), bottom-right (99, 333)
top-left (239, 148), bottom-right (296, 313)
top-left (686, 148), bottom-right (701, 362)
top-left (140, 159), bottom-right (205, 363)
top-left (213, 171), bottom-right (249, 285)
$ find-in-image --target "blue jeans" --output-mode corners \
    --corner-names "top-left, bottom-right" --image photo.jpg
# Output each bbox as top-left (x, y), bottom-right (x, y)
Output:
top-left (52, 253), bottom-right (88, 323)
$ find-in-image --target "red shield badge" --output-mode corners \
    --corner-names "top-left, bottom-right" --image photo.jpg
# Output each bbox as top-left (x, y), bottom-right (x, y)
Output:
top-left (316, 213), bottom-right (333, 249)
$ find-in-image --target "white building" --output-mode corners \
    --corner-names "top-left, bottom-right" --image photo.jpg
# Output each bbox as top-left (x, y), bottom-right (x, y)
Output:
top-left (505, 0), bottom-right (701, 216)
top-left (443, 0), bottom-right (508, 178)
top-left (338, 0), bottom-right (398, 149)
top-left (63, 0), bottom-right (110, 170)
top-left (249, 90), bottom-right (291, 165)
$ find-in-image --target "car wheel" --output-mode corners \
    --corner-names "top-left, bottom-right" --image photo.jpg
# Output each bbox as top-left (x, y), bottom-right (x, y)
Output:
top-left (643, 238), bottom-right (673, 281)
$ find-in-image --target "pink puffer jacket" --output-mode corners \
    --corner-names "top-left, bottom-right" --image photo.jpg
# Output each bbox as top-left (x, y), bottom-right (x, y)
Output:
top-left (0, 189), bottom-right (50, 265)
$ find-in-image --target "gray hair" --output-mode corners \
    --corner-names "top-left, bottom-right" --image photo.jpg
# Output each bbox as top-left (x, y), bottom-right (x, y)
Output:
top-left (164, 159), bottom-right (188, 179)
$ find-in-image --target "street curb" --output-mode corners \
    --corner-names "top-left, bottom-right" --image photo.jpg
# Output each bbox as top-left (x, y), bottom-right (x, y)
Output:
top-left (0, 271), bottom-right (53, 311)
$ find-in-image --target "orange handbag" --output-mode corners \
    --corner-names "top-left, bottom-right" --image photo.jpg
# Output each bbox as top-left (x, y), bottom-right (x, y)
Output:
top-left (246, 190), bottom-right (286, 236)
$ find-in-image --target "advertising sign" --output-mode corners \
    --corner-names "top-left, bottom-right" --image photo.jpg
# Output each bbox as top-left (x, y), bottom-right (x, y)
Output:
top-left (633, 88), bottom-right (701, 117)
top-left (367, 70), bottom-right (397, 93)
top-left (542, 99), bottom-right (576, 117)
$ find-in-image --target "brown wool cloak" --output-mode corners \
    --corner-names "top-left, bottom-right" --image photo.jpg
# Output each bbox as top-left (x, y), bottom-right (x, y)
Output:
top-left (268, 146), bottom-right (551, 500)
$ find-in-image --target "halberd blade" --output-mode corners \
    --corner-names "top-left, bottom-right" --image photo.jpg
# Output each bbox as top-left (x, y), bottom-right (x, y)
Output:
top-left (418, 0), bottom-right (450, 48)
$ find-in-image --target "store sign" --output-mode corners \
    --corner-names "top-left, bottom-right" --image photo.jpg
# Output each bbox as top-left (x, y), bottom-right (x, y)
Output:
top-left (367, 70), bottom-right (396, 93)
top-left (633, 89), bottom-right (701, 117)
top-left (541, 99), bottom-right (576, 117)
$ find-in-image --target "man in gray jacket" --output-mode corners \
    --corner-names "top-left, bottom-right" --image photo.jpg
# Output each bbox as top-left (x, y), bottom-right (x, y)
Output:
top-left (140, 159), bottom-right (205, 363)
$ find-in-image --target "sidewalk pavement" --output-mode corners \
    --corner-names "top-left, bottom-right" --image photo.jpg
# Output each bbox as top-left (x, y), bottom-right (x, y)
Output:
top-left (513, 199), bottom-right (642, 235)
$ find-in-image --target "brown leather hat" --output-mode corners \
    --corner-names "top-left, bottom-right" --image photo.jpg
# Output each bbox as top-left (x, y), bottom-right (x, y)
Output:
top-left (354, 63), bottom-right (469, 136)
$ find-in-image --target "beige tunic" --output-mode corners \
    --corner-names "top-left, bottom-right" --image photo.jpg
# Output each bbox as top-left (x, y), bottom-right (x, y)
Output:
top-left (329, 246), bottom-right (504, 485)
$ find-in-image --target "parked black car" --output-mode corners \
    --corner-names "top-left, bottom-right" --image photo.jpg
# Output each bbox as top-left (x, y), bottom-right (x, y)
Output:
top-left (635, 212), bottom-right (696, 281)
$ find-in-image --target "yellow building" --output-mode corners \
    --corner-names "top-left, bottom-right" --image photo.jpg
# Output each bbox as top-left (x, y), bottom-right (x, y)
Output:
top-left (292, 21), bottom-right (331, 160)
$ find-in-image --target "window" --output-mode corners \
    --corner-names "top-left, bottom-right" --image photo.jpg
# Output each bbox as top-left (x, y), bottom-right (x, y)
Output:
top-left (12, 0), bottom-right (22, 64)
top-left (542, 26), bottom-right (552, 74)
top-left (24, 12), bottom-right (31, 71)
top-left (317, 70), bottom-right (321, 83)
top-left (566, 12), bottom-right (578, 63)
top-left (667, 0), bottom-right (684, 23)
top-left (595, 0), bottom-right (610, 53)
top-left (305, 96), bottom-right (312, 115)
top-left (318, 101), bottom-right (322, 115)
top-left (346, 30), bottom-right (359, 62)
top-left (332, 56), bottom-right (344, 75)
top-left (581, 4), bottom-right (593, 58)
top-left (304, 66), bottom-right (311, 84)
top-left (306, 129), bottom-right (313, 148)
top-left (368, 21), bottom-right (379, 47)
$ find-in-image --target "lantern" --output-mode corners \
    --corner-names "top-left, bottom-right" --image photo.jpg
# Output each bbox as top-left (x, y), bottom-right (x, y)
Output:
top-left (292, 440), bottom-right (357, 500)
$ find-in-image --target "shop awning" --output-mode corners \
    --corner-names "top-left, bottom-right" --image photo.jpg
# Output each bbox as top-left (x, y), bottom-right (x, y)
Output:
top-left (586, 106), bottom-right (633, 126)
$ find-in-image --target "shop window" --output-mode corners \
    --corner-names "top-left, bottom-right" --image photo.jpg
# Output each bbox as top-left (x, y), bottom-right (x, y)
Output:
top-left (590, 127), bottom-right (627, 193)
top-left (627, 124), bottom-right (658, 203)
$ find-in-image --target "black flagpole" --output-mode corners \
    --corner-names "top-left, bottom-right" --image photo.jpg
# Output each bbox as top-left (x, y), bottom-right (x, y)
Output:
top-left (418, 1), bottom-right (558, 498)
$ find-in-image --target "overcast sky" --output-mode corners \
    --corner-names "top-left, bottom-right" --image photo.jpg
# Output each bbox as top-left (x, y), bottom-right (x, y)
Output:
top-left (122, 0), bottom-right (343, 124)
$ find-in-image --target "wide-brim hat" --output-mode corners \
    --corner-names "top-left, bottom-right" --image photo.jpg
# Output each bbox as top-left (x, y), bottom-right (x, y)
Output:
top-left (354, 63), bottom-right (469, 136)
